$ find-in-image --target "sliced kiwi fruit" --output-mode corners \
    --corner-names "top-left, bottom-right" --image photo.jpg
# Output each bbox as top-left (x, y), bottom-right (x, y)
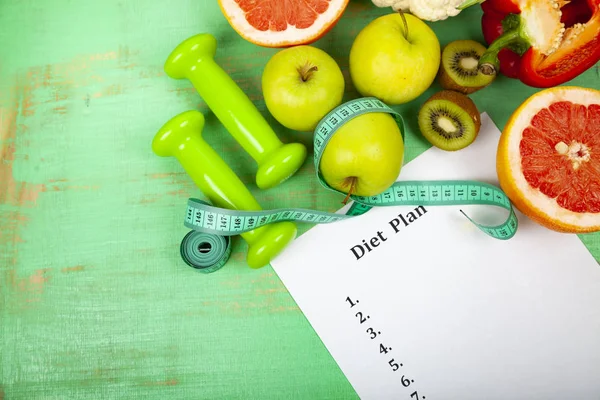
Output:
top-left (418, 90), bottom-right (481, 151)
top-left (438, 40), bottom-right (495, 94)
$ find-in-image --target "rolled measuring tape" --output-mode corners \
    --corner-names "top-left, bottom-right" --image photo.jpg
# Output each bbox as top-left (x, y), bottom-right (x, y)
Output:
top-left (180, 200), bottom-right (232, 273)
top-left (181, 97), bottom-right (518, 271)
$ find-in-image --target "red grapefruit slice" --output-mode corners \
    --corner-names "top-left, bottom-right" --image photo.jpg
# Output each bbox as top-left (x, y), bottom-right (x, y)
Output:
top-left (218, 0), bottom-right (350, 48)
top-left (497, 86), bottom-right (600, 233)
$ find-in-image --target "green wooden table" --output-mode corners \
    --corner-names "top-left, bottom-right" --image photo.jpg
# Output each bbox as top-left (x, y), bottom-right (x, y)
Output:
top-left (1, 1), bottom-right (598, 398)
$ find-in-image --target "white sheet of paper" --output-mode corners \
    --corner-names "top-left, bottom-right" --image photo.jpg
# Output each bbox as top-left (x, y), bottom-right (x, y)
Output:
top-left (270, 113), bottom-right (600, 400)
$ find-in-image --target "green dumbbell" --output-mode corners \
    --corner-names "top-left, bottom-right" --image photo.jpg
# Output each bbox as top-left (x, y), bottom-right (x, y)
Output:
top-left (152, 110), bottom-right (297, 269)
top-left (164, 33), bottom-right (307, 190)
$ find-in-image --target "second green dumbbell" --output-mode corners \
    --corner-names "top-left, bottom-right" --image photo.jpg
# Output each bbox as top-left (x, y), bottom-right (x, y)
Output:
top-left (152, 110), bottom-right (298, 269)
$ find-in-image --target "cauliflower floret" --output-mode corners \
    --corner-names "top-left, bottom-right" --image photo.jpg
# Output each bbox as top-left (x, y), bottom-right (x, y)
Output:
top-left (371, 0), bottom-right (409, 8)
top-left (372, 0), bottom-right (466, 22)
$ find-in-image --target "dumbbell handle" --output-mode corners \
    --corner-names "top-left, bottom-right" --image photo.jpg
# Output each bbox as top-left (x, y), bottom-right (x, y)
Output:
top-left (183, 59), bottom-right (278, 161)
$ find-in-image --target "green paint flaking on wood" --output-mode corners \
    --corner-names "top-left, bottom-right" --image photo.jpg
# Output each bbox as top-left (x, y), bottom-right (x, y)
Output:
top-left (0, 0), bottom-right (599, 398)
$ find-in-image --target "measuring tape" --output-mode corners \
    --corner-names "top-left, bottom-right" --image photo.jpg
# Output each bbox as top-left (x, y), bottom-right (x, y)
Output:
top-left (180, 216), bottom-right (232, 274)
top-left (180, 97), bottom-right (518, 271)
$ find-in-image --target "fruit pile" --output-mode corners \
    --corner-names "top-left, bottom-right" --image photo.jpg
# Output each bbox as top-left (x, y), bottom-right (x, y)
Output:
top-left (217, 0), bottom-right (600, 234)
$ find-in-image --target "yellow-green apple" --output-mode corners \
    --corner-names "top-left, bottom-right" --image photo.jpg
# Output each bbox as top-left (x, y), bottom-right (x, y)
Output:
top-left (319, 112), bottom-right (404, 199)
top-left (349, 13), bottom-right (440, 105)
top-left (262, 45), bottom-right (345, 132)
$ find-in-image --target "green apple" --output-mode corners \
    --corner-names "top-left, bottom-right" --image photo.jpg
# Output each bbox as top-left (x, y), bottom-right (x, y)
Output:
top-left (349, 13), bottom-right (440, 105)
top-left (262, 45), bottom-right (345, 132)
top-left (319, 112), bottom-right (404, 198)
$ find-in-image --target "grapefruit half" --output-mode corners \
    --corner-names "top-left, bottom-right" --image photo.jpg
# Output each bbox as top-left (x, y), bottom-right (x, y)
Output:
top-left (497, 86), bottom-right (600, 233)
top-left (218, 0), bottom-right (350, 48)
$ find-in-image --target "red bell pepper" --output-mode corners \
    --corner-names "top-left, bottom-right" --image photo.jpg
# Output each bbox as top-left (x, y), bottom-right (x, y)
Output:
top-left (478, 0), bottom-right (600, 87)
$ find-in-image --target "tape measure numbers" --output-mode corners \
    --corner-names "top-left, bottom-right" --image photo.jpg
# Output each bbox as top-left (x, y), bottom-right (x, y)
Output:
top-left (185, 180), bottom-right (517, 239)
top-left (179, 97), bottom-right (519, 271)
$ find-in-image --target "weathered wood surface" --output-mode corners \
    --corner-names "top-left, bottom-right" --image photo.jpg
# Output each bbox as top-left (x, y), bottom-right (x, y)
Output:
top-left (1, 0), bottom-right (598, 398)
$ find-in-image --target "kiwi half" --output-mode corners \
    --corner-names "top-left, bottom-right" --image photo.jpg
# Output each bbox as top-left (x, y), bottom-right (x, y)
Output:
top-left (417, 90), bottom-right (481, 151)
top-left (438, 40), bottom-right (495, 94)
